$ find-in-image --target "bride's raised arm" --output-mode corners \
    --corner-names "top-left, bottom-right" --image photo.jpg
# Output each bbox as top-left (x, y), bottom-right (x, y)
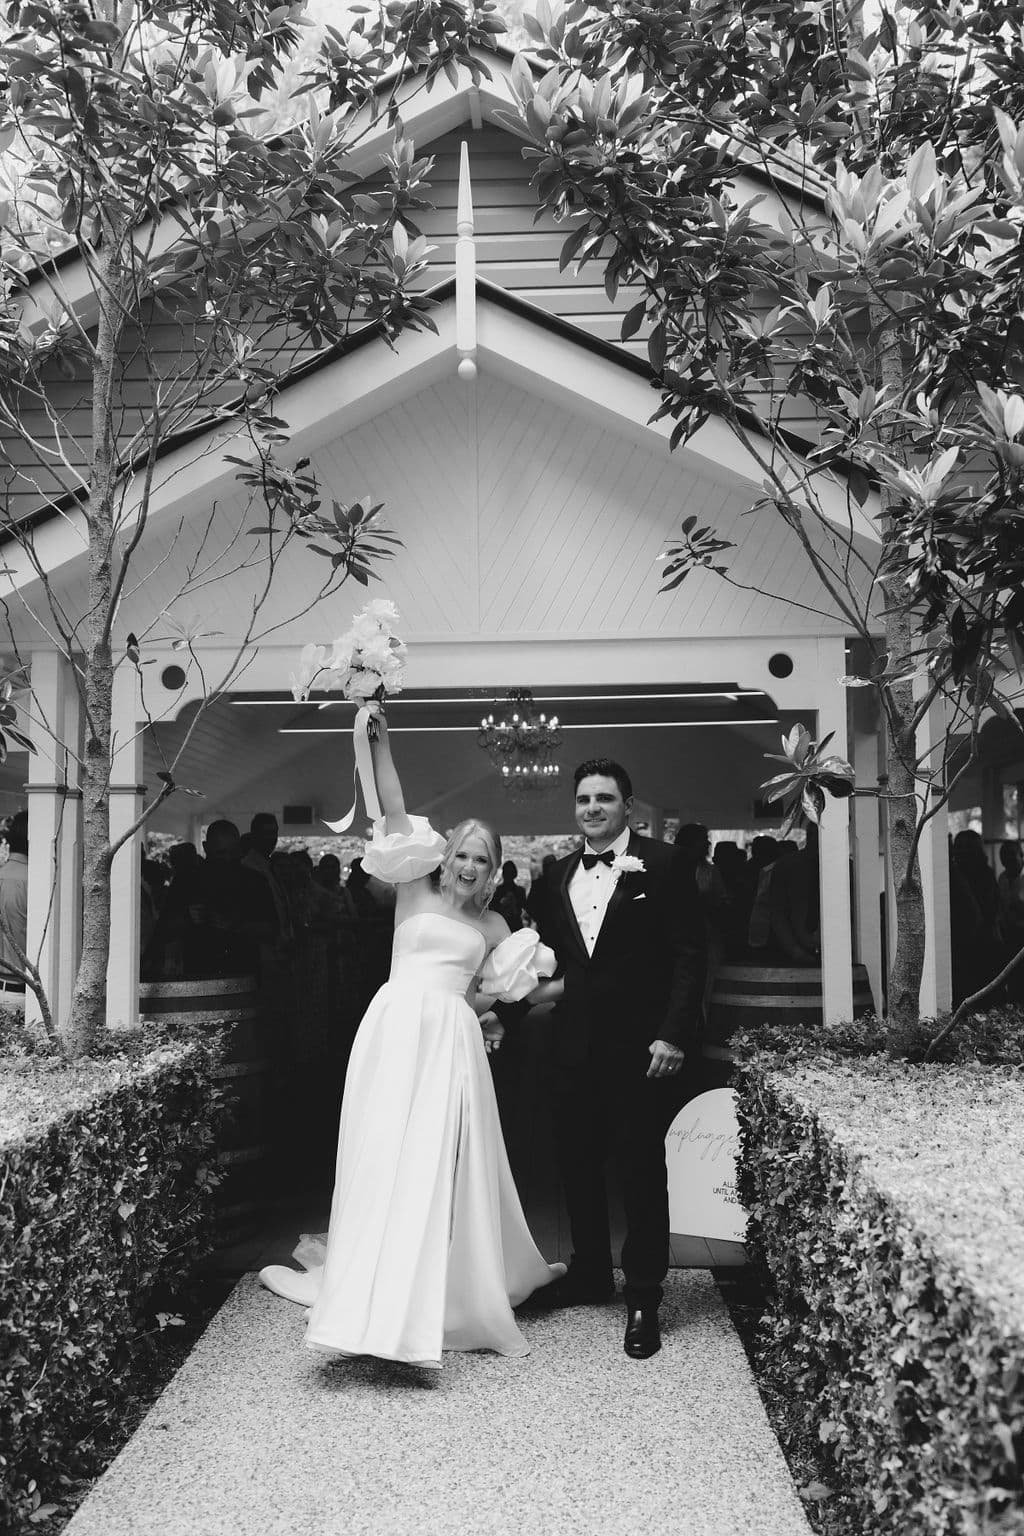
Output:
top-left (359, 709), bottom-right (444, 899)
top-left (366, 707), bottom-right (413, 837)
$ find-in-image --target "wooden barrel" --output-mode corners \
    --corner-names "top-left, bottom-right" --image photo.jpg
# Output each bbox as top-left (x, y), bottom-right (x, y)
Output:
top-left (138, 975), bottom-right (269, 1244)
top-left (708, 962), bottom-right (875, 1047)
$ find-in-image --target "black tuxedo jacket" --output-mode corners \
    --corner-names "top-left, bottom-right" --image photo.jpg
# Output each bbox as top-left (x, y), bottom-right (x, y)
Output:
top-left (534, 831), bottom-right (706, 1076)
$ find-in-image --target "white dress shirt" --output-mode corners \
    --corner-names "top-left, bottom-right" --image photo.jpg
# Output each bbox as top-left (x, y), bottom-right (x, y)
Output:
top-left (568, 827), bottom-right (631, 956)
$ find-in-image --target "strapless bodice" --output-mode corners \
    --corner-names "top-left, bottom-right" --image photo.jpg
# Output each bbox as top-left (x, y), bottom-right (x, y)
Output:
top-left (386, 912), bottom-right (486, 996)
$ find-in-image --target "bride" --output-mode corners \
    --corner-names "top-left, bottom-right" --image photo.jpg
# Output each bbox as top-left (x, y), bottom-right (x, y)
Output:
top-left (259, 706), bottom-right (566, 1366)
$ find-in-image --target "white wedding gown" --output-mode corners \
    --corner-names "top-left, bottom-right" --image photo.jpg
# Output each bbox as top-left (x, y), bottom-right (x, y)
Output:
top-left (260, 820), bottom-right (564, 1368)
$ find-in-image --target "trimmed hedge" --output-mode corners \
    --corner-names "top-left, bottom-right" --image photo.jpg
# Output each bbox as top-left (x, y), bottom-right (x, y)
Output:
top-left (736, 1052), bottom-right (1024, 1535)
top-left (0, 1032), bottom-right (223, 1530)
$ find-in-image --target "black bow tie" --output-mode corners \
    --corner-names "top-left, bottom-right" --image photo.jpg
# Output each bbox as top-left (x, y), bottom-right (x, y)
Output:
top-left (581, 849), bottom-right (616, 870)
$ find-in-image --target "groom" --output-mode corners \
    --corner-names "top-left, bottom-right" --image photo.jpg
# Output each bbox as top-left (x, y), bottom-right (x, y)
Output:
top-left (532, 758), bottom-right (706, 1359)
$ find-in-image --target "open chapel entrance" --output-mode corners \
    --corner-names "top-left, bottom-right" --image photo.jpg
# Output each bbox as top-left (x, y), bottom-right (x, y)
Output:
top-left (140, 677), bottom-right (811, 1266)
top-left (144, 679), bottom-right (807, 847)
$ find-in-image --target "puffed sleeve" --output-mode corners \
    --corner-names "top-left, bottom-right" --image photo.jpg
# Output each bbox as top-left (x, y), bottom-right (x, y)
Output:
top-left (478, 929), bottom-right (557, 1003)
top-left (361, 815), bottom-right (446, 884)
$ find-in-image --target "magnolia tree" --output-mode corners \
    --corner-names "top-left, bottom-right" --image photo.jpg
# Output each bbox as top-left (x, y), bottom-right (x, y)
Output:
top-left (0, 0), bottom-right (505, 1055)
top-left (511, 0), bottom-right (1024, 1052)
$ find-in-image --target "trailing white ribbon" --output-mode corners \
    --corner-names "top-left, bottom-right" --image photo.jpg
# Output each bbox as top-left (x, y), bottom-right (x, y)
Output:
top-left (322, 703), bottom-right (383, 833)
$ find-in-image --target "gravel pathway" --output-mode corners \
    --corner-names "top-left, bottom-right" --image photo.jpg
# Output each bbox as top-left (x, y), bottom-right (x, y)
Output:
top-left (64, 1270), bottom-right (811, 1536)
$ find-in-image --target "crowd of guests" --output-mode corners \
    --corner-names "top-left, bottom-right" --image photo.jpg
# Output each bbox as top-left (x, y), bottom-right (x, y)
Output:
top-left (141, 813), bottom-right (397, 1004)
top-left (4, 806), bottom-right (1019, 1056)
top-left (139, 813), bottom-right (400, 1181)
top-left (486, 833), bottom-right (821, 966)
top-left (675, 822), bottom-right (1024, 1011)
top-left (671, 823), bottom-right (823, 969)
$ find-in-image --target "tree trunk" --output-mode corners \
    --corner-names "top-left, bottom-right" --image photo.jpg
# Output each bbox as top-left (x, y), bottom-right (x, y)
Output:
top-left (62, 225), bottom-right (126, 1057)
top-left (874, 309), bottom-right (926, 1054)
top-left (840, 0), bottom-right (928, 1050)
top-left (65, 644), bottom-right (114, 1056)
top-left (882, 681), bottom-right (927, 1055)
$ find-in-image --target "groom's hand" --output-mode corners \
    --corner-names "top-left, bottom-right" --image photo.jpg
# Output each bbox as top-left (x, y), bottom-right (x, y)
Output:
top-left (480, 1013), bottom-right (505, 1054)
top-left (647, 1039), bottom-right (685, 1079)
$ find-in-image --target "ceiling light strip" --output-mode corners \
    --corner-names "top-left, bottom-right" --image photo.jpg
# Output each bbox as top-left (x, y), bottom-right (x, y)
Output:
top-left (234, 689), bottom-right (766, 706)
top-left (278, 719), bottom-right (779, 734)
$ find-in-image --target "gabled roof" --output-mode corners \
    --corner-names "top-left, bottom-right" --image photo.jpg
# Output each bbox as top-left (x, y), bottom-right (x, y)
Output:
top-left (4, 42), bottom-right (868, 590)
top-left (15, 43), bottom-right (819, 332)
top-left (2, 277), bottom-right (879, 592)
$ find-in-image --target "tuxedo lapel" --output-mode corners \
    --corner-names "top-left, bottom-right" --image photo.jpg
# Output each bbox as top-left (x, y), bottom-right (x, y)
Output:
top-left (558, 848), bottom-right (589, 963)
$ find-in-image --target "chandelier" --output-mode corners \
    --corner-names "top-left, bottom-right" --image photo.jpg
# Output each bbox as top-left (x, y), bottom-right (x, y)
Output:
top-left (477, 689), bottom-right (563, 796)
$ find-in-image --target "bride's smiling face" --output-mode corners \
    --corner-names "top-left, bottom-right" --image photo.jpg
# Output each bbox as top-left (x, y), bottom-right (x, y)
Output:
top-left (449, 834), bottom-right (493, 905)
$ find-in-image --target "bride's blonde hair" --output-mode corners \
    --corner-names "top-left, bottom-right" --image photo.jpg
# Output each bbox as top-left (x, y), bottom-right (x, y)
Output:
top-left (438, 819), bottom-right (502, 913)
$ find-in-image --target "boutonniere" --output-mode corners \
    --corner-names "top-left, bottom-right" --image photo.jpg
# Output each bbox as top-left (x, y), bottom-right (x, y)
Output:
top-left (612, 854), bottom-right (646, 876)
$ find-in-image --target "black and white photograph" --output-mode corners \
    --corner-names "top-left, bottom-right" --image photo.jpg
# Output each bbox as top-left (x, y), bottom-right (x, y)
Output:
top-left (0, 0), bottom-right (1022, 1532)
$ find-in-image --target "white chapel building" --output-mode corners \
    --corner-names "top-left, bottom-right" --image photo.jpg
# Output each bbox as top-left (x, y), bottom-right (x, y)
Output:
top-left (0, 49), bottom-right (962, 1036)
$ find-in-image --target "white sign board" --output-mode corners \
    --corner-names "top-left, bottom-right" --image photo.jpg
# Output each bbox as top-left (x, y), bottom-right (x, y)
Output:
top-left (666, 1088), bottom-right (746, 1244)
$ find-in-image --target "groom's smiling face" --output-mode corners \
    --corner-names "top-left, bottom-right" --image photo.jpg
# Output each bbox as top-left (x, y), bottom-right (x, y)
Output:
top-left (575, 774), bottom-right (632, 853)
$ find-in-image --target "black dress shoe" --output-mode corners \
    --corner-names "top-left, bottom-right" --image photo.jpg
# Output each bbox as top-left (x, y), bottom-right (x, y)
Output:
top-left (624, 1305), bottom-right (661, 1358)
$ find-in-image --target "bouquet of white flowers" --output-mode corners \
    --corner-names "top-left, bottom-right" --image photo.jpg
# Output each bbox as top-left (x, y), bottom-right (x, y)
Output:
top-left (291, 601), bottom-right (406, 833)
top-left (291, 599), bottom-right (407, 739)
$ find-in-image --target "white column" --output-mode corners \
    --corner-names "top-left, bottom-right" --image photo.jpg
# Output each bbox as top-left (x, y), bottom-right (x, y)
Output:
top-left (916, 688), bottom-right (952, 1016)
top-left (26, 652), bottom-right (82, 1034)
top-left (106, 664), bottom-right (145, 1029)
top-left (851, 724), bottom-right (884, 1016)
top-left (815, 640), bottom-right (854, 1024)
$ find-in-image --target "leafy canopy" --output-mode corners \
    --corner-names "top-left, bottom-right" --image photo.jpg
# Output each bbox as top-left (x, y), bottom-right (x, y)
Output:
top-left (511, 0), bottom-right (1024, 716)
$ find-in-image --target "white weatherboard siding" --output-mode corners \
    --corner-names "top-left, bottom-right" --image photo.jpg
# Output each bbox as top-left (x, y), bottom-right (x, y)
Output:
top-left (4, 114), bottom-right (831, 529)
top-left (21, 369), bottom-right (868, 647)
top-left (374, 125), bottom-right (827, 439)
